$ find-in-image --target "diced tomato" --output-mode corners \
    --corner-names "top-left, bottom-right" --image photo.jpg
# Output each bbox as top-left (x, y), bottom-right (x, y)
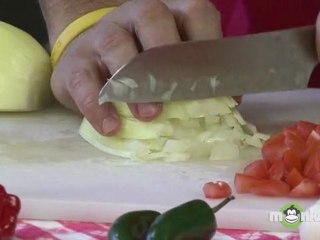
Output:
top-left (315, 125), bottom-right (320, 135)
top-left (243, 159), bottom-right (270, 179)
top-left (234, 173), bottom-right (262, 193)
top-left (296, 121), bottom-right (317, 140)
top-left (311, 173), bottom-right (320, 184)
top-left (269, 160), bottom-right (285, 180)
top-left (233, 120), bottom-right (320, 199)
top-left (284, 168), bottom-right (303, 189)
top-left (234, 173), bottom-right (290, 196)
top-left (303, 146), bottom-right (320, 179)
top-left (203, 181), bottom-right (232, 199)
top-left (249, 179), bottom-right (290, 197)
top-left (283, 149), bottom-right (302, 174)
top-left (289, 179), bottom-right (320, 198)
top-left (283, 123), bottom-right (298, 135)
top-left (0, 185), bottom-right (6, 194)
top-left (303, 130), bottom-right (320, 162)
top-left (306, 130), bottom-right (320, 148)
top-left (284, 131), bottom-right (305, 156)
top-left (262, 133), bottom-right (288, 164)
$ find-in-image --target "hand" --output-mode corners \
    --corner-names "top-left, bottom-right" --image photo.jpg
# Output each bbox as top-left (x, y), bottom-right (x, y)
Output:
top-left (51, 0), bottom-right (222, 136)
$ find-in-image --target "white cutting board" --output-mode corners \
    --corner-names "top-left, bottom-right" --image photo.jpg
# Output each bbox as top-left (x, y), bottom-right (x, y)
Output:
top-left (1, 89), bottom-right (320, 232)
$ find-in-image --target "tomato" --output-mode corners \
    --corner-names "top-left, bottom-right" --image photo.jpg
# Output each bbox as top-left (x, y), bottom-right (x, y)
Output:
top-left (296, 121), bottom-right (317, 140)
top-left (311, 173), bottom-right (320, 184)
top-left (315, 125), bottom-right (320, 135)
top-left (234, 173), bottom-right (262, 193)
top-left (203, 181), bottom-right (232, 199)
top-left (303, 146), bottom-right (320, 179)
top-left (303, 130), bottom-right (320, 162)
top-left (234, 120), bottom-right (320, 199)
top-left (234, 173), bottom-right (290, 196)
top-left (243, 159), bottom-right (270, 179)
top-left (283, 149), bottom-right (302, 174)
top-left (306, 130), bottom-right (320, 148)
top-left (0, 185), bottom-right (21, 239)
top-left (284, 131), bottom-right (305, 156)
top-left (250, 179), bottom-right (290, 197)
top-left (284, 168), bottom-right (303, 189)
top-left (283, 124), bottom-right (298, 135)
top-left (0, 185), bottom-right (5, 195)
top-left (269, 160), bottom-right (285, 180)
top-left (289, 179), bottom-right (319, 198)
top-left (262, 133), bottom-right (288, 164)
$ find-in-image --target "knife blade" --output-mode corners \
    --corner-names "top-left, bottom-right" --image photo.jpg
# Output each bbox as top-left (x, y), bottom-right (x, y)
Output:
top-left (99, 26), bottom-right (318, 104)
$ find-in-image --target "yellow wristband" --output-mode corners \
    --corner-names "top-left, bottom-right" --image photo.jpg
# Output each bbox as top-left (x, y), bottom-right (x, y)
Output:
top-left (51, 7), bottom-right (115, 67)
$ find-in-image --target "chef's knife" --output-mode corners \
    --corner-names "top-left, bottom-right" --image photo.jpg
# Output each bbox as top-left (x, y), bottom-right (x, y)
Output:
top-left (99, 26), bottom-right (318, 104)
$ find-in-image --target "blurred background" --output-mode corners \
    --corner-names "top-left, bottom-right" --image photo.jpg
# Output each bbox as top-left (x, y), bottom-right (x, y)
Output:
top-left (0, 0), bottom-right (48, 46)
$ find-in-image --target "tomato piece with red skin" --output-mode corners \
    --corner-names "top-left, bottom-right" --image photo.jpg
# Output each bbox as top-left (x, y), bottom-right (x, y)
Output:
top-left (305, 130), bottom-right (320, 148)
top-left (249, 179), bottom-right (290, 197)
top-left (315, 125), bottom-right (320, 135)
top-left (284, 168), bottom-right (304, 189)
top-left (311, 173), bottom-right (320, 184)
top-left (300, 130), bottom-right (320, 164)
top-left (262, 133), bottom-right (289, 164)
top-left (203, 181), bottom-right (232, 199)
top-left (284, 131), bottom-right (305, 157)
top-left (283, 149), bottom-right (302, 174)
top-left (303, 146), bottom-right (320, 179)
top-left (0, 185), bottom-right (21, 239)
top-left (243, 159), bottom-right (270, 179)
top-left (283, 124), bottom-right (298, 135)
top-left (289, 179), bottom-right (320, 198)
top-left (296, 121), bottom-right (317, 140)
top-left (269, 160), bottom-right (286, 180)
top-left (0, 185), bottom-right (6, 195)
top-left (234, 173), bottom-right (290, 196)
top-left (234, 173), bottom-right (262, 194)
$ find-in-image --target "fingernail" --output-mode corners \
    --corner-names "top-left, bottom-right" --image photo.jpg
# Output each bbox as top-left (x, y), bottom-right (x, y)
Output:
top-left (102, 116), bottom-right (119, 135)
top-left (137, 103), bottom-right (160, 118)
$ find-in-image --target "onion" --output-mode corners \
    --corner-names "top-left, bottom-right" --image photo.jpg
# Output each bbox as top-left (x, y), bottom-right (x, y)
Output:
top-left (79, 97), bottom-right (268, 162)
top-left (0, 21), bottom-right (52, 111)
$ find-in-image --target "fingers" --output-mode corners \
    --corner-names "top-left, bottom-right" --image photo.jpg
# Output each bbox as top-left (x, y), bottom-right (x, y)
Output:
top-left (97, 0), bottom-right (183, 121)
top-left (127, 102), bottom-right (163, 121)
top-left (127, 0), bottom-right (181, 120)
top-left (167, 0), bottom-right (222, 41)
top-left (94, 21), bottom-right (163, 121)
top-left (52, 56), bottom-right (121, 136)
top-left (68, 68), bottom-right (120, 136)
top-left (131, 0), bottom-right (181, 50)
top-left (52, 0), bottom-right (227, 138)
top-left (94, 24), bottom-right (138, 75)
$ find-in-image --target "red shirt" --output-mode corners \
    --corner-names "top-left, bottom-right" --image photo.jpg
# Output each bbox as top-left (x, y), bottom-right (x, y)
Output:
top-left (212, 0), bottom-right (320, 36)
top-left (211, 0), bottom-right (320, 87)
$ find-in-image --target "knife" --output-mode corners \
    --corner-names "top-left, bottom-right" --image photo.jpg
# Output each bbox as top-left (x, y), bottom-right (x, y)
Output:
top-left (99, 26), bottom-right (318, 104)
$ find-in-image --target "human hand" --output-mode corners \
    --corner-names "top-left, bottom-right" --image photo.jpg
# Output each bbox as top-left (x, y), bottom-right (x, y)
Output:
top-left (50, 0), bottom-right (222, 136)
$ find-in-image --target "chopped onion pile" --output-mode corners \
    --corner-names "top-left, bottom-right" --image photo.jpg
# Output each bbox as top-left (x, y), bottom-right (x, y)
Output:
top-left (80, 97), bottom-right (268, 162)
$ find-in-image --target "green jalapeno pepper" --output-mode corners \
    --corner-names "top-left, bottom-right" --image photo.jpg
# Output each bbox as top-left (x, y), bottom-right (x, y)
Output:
top-left (108, 196), bottom-right (234, 240)
top-left (146, 196), bottom-right (234, 240)
top-left (108, 210), bottom-right (160, 240)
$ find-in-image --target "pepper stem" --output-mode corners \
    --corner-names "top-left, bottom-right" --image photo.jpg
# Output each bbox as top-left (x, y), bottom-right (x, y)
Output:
top-left (212, 195), bottom-right (235, 213)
